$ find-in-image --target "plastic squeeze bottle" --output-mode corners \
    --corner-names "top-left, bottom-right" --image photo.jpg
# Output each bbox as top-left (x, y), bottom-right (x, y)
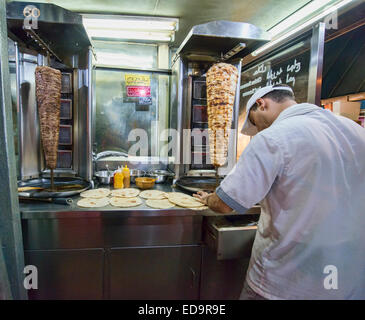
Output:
top-left (122, 165), bottom-right (130, 188)
top-left (114, 166), bottom-right (124, 189)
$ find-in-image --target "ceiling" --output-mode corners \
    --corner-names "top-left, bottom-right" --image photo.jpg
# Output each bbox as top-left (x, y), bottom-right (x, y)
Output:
top-left (12, 0), bottom-right (312, 46)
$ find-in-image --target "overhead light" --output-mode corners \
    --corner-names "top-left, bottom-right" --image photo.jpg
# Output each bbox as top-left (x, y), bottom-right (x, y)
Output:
top-left (269, 0), bottom-right (334, 37)
top-left (83, 17), bottom-right (178, 31)
top-left (83, 15), bottom-right (178, 42)
top-left (252, 0), bottom-right (354, 56)
top-left (86, 29), bottom-right (173, 42)
top-left (95, 52), bottom-right (154, 67)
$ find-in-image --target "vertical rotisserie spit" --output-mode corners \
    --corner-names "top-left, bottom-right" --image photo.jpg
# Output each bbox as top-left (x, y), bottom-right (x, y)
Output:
top-left (35, 66), bottom-right (62, 189)
top-left (206, 63), bottom-right (238, 170)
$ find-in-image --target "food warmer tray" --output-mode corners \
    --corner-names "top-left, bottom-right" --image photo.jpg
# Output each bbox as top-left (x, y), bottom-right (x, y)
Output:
top-left (18, 177), bottom-right (92, 198)
top-left (175, 176), bottom-right (224, 194)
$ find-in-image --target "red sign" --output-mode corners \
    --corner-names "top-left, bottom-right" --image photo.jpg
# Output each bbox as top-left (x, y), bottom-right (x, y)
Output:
top-left (126, 86), bottom-right (151, 97)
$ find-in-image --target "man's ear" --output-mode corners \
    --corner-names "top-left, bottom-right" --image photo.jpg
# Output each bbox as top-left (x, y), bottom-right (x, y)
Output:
top-left (256, 98), bottom-right (266, 111)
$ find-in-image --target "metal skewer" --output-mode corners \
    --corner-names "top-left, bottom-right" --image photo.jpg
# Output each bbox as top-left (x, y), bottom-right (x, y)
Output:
top-left (46, 51), bottom-right (50, 67)
top-left (50, 168), bottom-right (54, 191)
top-left (214, 165), bottom-right (220, 190)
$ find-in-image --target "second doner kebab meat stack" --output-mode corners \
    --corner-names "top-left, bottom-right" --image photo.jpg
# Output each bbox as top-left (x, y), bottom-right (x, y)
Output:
top-left (206, 63), bottom-right (238, 167)
top-left (35, 66), bottom-right (62, 170)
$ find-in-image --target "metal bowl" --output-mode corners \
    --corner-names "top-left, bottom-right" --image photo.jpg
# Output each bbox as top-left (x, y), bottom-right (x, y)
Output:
top-left (147, 170), bottom-right (174, 184)
top-left (95, 170), bottom-right (113, 185)
top-left (130, 169), bottom-right (146, 184)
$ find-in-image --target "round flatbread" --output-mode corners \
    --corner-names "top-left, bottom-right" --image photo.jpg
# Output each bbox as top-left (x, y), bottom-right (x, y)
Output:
top-left (109, 197), bottom-right (142, 208)
top-left (80, 188), bottom-right (110, 199)
top-left (167, 193), bottom-right (205, 208)
top-left (77, 197), bottom-right (109, 208)
top-left (167, 192), bottom-right (194, 201)
top-left (146, 199), bottom-right (175, 209)
top-left (163, 192), bottom-right (180, 197)
top-left (139, 190), bottom-right (167, 200)
top-left (190, 206), bottom-right (209, 211)
top-left (111, 188), bottom-right (140, 198)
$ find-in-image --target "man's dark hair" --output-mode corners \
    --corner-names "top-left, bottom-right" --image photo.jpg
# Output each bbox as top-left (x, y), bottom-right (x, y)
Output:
top-left (251, 84), bottom-right (295, 111)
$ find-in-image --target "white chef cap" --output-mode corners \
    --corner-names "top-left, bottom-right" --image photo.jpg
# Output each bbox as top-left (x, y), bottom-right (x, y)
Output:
top-left (241, 85), bottom-right (294, 136)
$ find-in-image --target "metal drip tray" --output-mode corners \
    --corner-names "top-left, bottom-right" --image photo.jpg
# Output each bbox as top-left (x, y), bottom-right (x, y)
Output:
top-left (213, 218), bottom-right (258, 229)
top-left (175, 176), bottom-right (223, 193)
top-left (18, 177), bottom-right (91, 198)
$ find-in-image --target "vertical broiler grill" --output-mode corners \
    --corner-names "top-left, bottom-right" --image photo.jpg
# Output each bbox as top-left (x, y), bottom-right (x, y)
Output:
top-left (169, 21), bottom-right (270, 190)
top-left (7, 1), bottom-right (94, 197)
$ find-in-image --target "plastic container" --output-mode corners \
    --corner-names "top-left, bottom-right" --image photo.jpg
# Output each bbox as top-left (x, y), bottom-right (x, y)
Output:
top-left (122, 165), bottom-right (130, 188)
top-left (113, 167), bottom-right (124, 189)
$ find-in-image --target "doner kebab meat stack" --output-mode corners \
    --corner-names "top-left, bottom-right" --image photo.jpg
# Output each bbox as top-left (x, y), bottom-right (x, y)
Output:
top-left (206, 63), bottom-right (238, 167)
top-left (35, 66), bottom-right (62, 170)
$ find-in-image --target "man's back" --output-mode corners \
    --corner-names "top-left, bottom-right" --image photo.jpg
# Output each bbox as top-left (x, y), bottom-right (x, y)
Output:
top-left (219, 103), bottom-right (365, 299)
top-left (250, 103), bottom-right (365, 299)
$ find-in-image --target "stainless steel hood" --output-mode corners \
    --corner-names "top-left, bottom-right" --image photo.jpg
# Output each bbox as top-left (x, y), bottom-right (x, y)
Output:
top-left (174, 20), bottom-right (271, 62)
top-left (6, 1), bottom-right (91, 67)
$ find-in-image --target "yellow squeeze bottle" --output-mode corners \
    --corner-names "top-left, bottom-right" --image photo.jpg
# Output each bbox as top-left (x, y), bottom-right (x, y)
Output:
top-left (122, 165), bottom-right (130, 188)
top-left (114, 167), bottom-right (124, 189)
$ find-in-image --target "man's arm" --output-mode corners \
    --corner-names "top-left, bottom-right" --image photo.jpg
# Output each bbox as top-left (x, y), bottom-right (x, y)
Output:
top-left (207, 192), bottom-right (234, 214)
top-left (193, 191), bottom-right (233, 214)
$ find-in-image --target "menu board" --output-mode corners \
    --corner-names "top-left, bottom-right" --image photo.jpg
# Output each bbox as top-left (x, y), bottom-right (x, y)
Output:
top-left (237, 37), bottom-right (312, 158)
top-left (241, 56), bottom-right (308, 100)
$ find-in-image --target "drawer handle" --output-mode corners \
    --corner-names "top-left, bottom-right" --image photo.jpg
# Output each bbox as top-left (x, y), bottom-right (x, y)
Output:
top-left (190, 267), bottom-right (196, 288)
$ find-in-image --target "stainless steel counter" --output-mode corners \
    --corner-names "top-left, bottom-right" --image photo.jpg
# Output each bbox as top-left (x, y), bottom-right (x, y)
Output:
top-left (19, 182), bottom-right (260, 219)
top-left (20, 182), bottom-right (260, 299)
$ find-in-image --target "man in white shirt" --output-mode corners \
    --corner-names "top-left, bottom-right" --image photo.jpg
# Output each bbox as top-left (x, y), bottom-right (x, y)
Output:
top-left (194, 84), bottom-right (365, 299)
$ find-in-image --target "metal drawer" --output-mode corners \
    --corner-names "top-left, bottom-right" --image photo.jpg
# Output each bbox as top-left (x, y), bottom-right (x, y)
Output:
top-left (203, 214), bottom-right (259, 260)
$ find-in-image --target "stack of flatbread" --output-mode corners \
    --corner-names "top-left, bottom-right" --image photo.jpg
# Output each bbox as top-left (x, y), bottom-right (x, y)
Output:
top-left (111, 188), bottom-right (140, 198)
top-left (77, 188), bottom-right (111, 208)
top-left (77, 187), bottom-right (207, 210)
top-left (139, 190), bottom-right (206, 209)
top-left (206, 63), bottom-right (238, 167)
top-left (139, 190), bottom-right (167, 200)
top-left (77, 188), bottom-right (143, 208)
top-left (109, 196), bottom-right (142, 208)
top-left (139, 190), bottom-right (174, 209)
top-left (167, 193), bottom-right (206, 209)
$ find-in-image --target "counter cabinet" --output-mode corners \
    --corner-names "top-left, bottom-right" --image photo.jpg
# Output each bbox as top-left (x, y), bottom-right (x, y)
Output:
top-left (22, 213), bottom-right (203, 300)
top-left (21, 207), bottom-right (259, 299)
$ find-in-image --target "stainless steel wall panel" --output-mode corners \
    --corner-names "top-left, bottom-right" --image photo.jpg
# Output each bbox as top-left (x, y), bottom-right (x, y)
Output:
top-left (307, 23), bottom-right (325, 106)
top-left (105, 215), bottom-right (202, 247)
top-left (22, 214), bottom-right (202, 250)
top-left (0, 239), bottom-right (12, 299)
top-left (94, 68), bottom-right (168, 157)
top-left (0, 0), bottom-right (27, 299)
top-left (22, 218), bottom-right (105, 250)
top-left (17, 50), bottom-right (41, 179)
top-left (74, 51), bottom-right (93, 181)
top-left (170, 57), bottom-right (187, 178)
